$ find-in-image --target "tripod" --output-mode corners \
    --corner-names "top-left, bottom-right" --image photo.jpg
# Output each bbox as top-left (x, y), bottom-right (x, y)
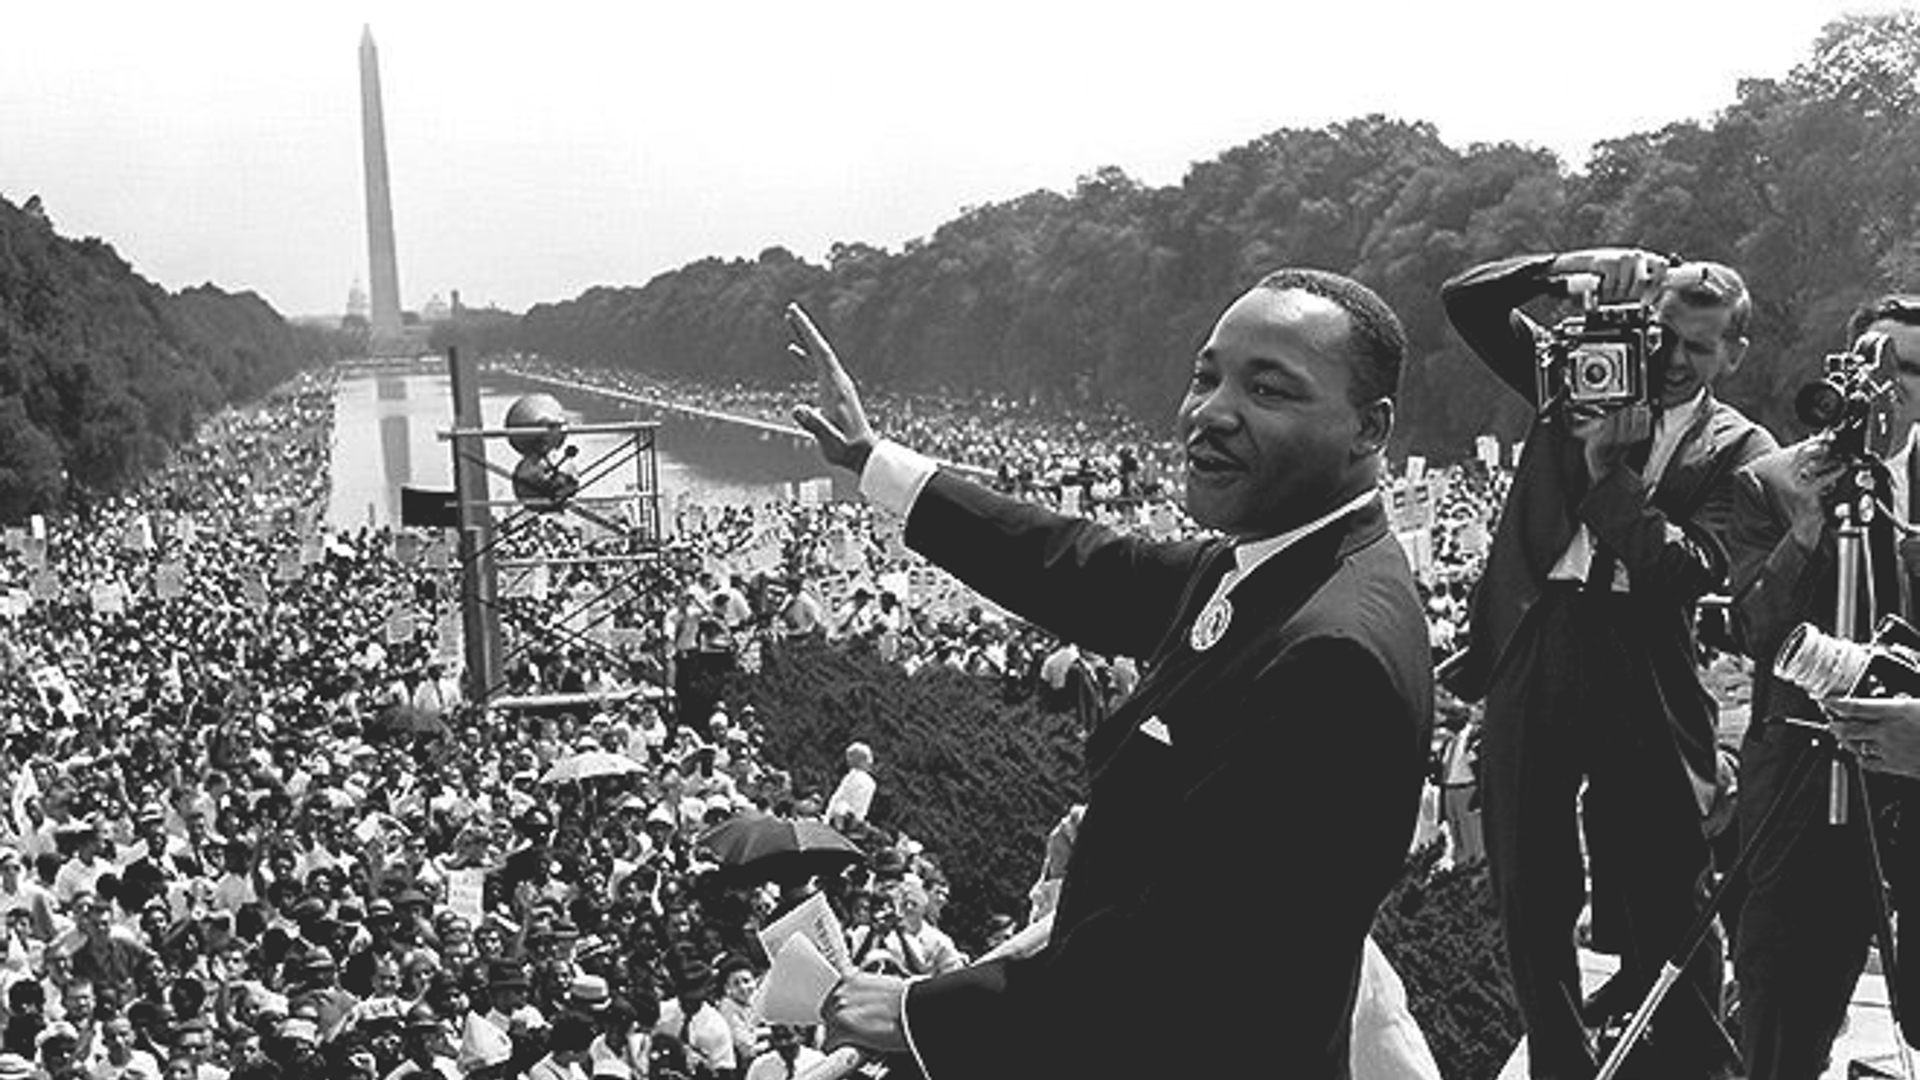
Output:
top-left (1596, 460), bottom-right (1913, 1080)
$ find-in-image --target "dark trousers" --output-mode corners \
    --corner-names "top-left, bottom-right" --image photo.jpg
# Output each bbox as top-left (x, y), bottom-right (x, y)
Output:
top-left (1481, 586), bottom-right (1732, 1080)
top-left (1734, 720), bottom-right (1920, 1080)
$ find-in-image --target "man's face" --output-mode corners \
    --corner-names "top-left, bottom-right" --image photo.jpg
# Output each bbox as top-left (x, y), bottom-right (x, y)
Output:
top-left (1653, 296), bottom-right (1744, 407)
top-left (724, 968), bottom-right (756, 1005)
top-left (1178, 288), bottom-right (1371, 538)
top-left (65, 983), bottom-right (94, 1022)
top-left (102, 1017), bottom-right (133, 1053)
top-left (1875, 320), bottom-right (1920, 446)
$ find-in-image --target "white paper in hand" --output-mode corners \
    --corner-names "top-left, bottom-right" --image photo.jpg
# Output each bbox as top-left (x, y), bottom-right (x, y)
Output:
top-left (754, 933), bottom-right (843, 1025)
top-left (756, 892), bottom-right (852, 975)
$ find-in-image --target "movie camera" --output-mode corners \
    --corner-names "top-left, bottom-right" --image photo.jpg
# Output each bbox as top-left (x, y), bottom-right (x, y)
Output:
top-left (1794, 331), bottom-right (1897, 460)
top-left (1533, 272), bottom-right (1671, 418)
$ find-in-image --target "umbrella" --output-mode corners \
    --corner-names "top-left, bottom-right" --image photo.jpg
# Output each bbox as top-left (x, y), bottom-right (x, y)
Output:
top-left (698, 813), bottom-right (864, 884)
top-left (538, 749), bottom-right (644, 785)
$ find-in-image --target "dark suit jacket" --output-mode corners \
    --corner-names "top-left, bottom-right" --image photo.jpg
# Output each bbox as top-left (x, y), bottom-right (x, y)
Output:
top-left (894, 471), bottom-right (1431, 1080)
top-left (1441, 255), bottom-right (1775, 793)
top-left (1728, 439), bottom-right (1915, 726)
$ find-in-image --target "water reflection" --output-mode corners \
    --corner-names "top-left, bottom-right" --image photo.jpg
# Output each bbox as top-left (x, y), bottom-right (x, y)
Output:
top-left (327, 368), bottom-right (842, 532)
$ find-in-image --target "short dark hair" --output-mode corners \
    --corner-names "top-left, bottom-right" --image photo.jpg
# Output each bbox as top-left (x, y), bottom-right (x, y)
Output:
top-left (1847, 294), bottom-right (1920, 344)
top-left (1252, 268), bottom-right (1406, 408)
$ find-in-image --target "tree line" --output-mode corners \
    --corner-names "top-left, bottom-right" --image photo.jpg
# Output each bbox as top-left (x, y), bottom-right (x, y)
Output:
top-left (457, 11), bottom-right (1920, 460)
top-left (0, 195), bottom-right (346, 521)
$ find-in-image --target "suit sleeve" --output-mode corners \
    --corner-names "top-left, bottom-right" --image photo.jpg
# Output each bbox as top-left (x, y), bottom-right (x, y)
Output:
top-left (1580, 421), bottom-right (1776, 601)
top-left (904, 471), bottom-right (1210, 661)
top-left (900, 633), bottom-right (1424, 1079)
top-left (1727, 459), bottom-right (1831, 665)
top-left (1440, 254), bottom-right (1557, 404)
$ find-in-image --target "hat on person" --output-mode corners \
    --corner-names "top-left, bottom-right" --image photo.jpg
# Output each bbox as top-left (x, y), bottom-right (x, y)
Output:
top-left (591, 1061), bottom-right (633, 1079)
top-left (404, 1002), bottom-right (441, 1033)
top-left (35, 1021), bottom-right (78, 1050)
top-left (277, 1017), bottom-right (321, 1046)
top-left (136, 804), bottom-right (166, 825)
top-left (716, 954), bottom-right (755, 986)
top-left (567, 973), bottom-right (610, 1012)
top-left (0, 1053), bottom-right (33, 1080)
top-left (0, 849), bottom-right (18, 869)
top-left (488, 961), bottom-right (531, 992)
top-left (645, 804), bottom-right (675, 827)
top-left (870, 848), bottom-right (907, 880)
top-left (290, 947), bottom-right (336, 977)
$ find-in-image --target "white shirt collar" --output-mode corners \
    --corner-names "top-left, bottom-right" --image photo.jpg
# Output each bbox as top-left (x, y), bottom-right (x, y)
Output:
top-left (1231, 487), bottom-right (1380, 578)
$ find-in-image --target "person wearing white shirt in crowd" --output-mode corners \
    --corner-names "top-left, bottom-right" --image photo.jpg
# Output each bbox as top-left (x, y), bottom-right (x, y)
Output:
top-left (714, 955), bottom-right (765, 1069)
top-left (744, 1025), bottom-right (825, 1080)
top-left (652, 957), bottom-right (733, 1076)
top-left (825, 743), bottom-right (875, 828)
top-left (52, 825), bottom-right (113, 907)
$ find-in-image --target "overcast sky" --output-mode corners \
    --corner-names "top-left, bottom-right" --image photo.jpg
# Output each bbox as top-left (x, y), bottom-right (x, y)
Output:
top-left (0, 1), bottom-right (1896, 319)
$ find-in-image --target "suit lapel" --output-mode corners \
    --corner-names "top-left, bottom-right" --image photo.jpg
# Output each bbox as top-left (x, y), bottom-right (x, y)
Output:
top-left (1649, 394), bottom-right (1723, 511)
top-left (1085, 500), bottom-right (1385, 778)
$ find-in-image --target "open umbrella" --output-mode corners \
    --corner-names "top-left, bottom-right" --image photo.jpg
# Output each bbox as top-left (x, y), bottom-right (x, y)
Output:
top-left (698, 813), bottom-right (864, 884)
top-left (539, 749), bottom-right (644, 785)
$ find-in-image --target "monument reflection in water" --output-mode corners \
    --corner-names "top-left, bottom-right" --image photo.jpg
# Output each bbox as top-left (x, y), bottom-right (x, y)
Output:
top-left (327, 368), bottom-right (846, 534)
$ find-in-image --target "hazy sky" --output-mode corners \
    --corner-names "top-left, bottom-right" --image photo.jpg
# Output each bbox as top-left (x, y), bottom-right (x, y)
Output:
top-left (0, 1), bottom-right (1895, 318)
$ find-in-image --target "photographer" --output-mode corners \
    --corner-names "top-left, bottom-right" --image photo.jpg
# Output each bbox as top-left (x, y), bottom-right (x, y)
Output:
top-left (1726, 293), bottom-right (1920, 1080)
top-left (1441, 248), bottom-right (1775, 1079)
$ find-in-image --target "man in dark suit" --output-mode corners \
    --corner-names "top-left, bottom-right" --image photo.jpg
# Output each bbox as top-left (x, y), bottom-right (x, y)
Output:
top-left (790, 269), bottom-right (1432, 1079)
top-left (1726, 294), bottom-right (1920, 1080)
top-left (1441, 249), bottom-right (1775, 1080)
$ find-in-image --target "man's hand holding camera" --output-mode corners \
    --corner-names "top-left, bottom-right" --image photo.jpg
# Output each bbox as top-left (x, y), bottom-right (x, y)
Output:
top-left (1549, 247), bottom-right (1672, 305)
top-left (1825, 696), bottom-right (1920, 777)
top-left (1775, 439), bottom-right (1851, 549)
top-left (1569, 402), bottom-right (1652, 483)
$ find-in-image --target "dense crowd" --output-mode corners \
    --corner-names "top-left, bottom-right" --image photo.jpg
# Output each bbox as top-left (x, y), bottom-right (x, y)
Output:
top-left (0, 362), bottom-right (1516, 1079)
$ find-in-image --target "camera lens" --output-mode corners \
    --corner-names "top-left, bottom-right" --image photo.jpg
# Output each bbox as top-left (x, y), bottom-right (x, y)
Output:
top-left (1794, 380), bottom-right (1846, 429)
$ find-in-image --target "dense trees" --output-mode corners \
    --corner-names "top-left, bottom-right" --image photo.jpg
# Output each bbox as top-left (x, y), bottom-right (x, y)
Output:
top-left (0, 194), bottom-right (341, 520)
top-left (496, 12), bottom-right (1920, 460)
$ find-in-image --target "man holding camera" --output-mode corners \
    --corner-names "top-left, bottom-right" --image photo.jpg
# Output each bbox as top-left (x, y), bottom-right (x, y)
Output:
top-left (1442, 248), bottom-right (1774, 1079)
top-left (791, 269), bottom-right (1432, 1079)
top-left (1725, 294), bottom-right (1920, 1080)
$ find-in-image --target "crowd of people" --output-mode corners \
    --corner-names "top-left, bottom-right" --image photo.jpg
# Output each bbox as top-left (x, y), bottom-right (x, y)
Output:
top-left (0, 335), bottom-right (1524, 1079)
top-left (0, 370), bottom-right (1021, 1080)
top-left (511, 359), bottom-right (1509, 733)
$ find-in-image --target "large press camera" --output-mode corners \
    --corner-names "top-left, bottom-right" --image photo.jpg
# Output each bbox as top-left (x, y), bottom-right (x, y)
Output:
top-left (1793, 330), bottom-right (1897, 460)
top-left (1533, 273), bottom-right (1672, 417)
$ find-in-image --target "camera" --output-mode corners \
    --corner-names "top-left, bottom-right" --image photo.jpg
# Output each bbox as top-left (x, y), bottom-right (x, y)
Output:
top-left (1775, 612), bottom-right (1920, 700)
top-left (1794, 331), bottom-right (1896, 459)
top-left (1534, 293), bottom-right (1669, 416)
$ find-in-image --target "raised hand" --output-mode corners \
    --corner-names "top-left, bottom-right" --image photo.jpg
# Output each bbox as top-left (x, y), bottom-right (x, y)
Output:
top-left (1550, 248), bottom-right (1672, 305)
top-left (786, 303), bottom-right (878, 473)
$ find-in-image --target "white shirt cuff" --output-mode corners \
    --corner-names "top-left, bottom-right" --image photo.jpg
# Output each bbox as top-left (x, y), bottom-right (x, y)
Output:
top-left (859, 440), bottom-right (939, 517)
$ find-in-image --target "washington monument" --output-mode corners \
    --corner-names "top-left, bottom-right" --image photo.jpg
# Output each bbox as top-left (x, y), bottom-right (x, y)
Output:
top-left (359, 26), bottom-right (404, 350)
